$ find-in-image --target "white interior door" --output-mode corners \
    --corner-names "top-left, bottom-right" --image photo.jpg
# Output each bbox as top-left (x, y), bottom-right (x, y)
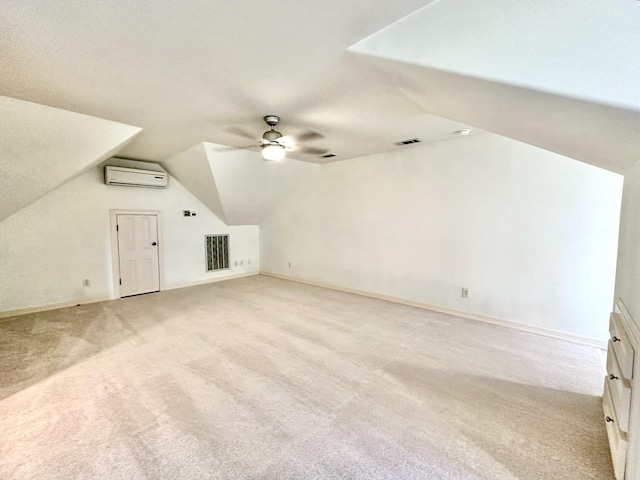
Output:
top-left (117, 214), bottom-right (160, 297)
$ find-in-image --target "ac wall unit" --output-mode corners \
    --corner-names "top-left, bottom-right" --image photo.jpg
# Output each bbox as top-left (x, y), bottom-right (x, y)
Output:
top-left (104, 166), bottom-right (168, 188)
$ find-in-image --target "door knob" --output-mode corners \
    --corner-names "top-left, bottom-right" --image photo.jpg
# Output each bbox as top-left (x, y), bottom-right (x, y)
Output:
top-left (152, 242), bottom-right (157, 246)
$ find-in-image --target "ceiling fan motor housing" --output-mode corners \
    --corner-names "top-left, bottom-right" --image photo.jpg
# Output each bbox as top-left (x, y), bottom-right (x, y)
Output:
top-left (263, 115), bottom-right (283, 142)
top-left (264, 115), bottom-right (280, 127)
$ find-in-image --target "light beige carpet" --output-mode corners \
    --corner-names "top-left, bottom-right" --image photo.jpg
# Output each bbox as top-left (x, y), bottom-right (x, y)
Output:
top-left (0, 275), bottom-right (613, 479)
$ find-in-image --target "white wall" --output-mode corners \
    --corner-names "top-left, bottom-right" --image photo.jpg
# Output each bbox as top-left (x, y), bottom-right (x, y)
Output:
top-left (615, 159), bottom-right (640, 327)
top-left (0, 167), bottom-right (259, 314)
top-left (260, 133), bottom-right (622, 342)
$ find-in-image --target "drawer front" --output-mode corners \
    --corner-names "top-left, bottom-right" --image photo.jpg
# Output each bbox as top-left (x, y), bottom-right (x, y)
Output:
top-left (605, 346), bottom-right (632, 432)
top-left (603, 378), bottom-right (628, 480)
top-left (609, 312), bottom-right (635, 380)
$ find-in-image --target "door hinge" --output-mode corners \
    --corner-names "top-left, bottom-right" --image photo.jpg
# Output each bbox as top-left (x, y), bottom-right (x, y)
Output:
top-left (119, 278), bottom-right (122, 285)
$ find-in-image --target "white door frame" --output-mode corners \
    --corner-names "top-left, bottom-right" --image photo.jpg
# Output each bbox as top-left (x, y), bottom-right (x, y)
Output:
top-left (110, 209), bottom-right (165, 298)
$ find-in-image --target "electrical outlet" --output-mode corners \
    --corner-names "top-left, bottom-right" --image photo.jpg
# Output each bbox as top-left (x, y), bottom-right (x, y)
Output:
top-left (461, 287), bottom-right (469, 298)
top-left (83, 279), bottom-right (90, 287)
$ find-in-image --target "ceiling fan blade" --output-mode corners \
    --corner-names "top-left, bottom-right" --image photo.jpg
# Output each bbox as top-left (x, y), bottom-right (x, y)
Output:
top-left (277, 135), bottom-right (294, 148)
top-left (298, 130), bottom-right (324, 142)
top-left (224, 126), bottom-right (257, 140)
top-left (300, 146), bottom-right (329, 155)
top-left (212, 144), bottom-right (259, 152)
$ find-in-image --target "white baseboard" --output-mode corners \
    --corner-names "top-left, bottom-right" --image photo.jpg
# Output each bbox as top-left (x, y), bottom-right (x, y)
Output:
top-left (0, 272), bottom-right (259, 320)
top-left (260, 271), bottom-right (607, 350)
top-left (0, 296), bottom-right (112, 319)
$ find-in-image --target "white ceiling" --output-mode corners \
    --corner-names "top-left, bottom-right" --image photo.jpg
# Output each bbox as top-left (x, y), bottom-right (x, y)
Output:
top-left (0, 0), bottom-right (476, 163)
top-left (1, 0), bottom-right (639, 223)
top-left (349, 0), bottom-right (640, 174)
top-left (354, 0), bottom-right (640, 111)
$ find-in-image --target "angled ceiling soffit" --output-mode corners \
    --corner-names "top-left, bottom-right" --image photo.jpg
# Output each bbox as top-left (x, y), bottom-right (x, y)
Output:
top-left (0, 96), bottom-right (141, 222)
top-left (348, 55), bottom-right (640, 174)
top-left (348, 0), bottom-right (640, 173)
top-left (162, 143), bottom-right (227, 223)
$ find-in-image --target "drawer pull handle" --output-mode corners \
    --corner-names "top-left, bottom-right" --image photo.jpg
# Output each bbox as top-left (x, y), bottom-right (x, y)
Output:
top-left (609, 374), bottom-right (619, 380)
top-left (606, 416), bottom-right (614, 423)
top-left (612, 336), bottom-right (621, 342)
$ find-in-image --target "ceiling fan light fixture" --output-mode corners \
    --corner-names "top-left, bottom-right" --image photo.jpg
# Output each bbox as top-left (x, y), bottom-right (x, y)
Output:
top-left (262, 143), bottom-right (285, 161)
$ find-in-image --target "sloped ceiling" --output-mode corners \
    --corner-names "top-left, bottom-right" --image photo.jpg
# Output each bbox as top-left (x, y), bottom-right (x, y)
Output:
top-left (355, 0), bottom-right (640, 111)
top-left (161, 144), bottom-right (227, 221)
top-left (1, 0), bottom-right (639, 224)
top-left (0, 96), bottom-right (141, 222)
top-left (0, 0), bottom-right (474, 164)
top-left (164, 144), bottom-right (319, 225)
top-left (349, 0), bottom-right (640, 174)
top-left (346, 58), bottom-right (640, 175)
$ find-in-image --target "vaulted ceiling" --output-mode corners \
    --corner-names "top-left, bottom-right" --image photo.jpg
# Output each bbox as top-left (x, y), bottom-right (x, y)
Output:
top-left (1, 0), bottom-right (639, 223)
top-left (349, 0), bottom-right (640, 174)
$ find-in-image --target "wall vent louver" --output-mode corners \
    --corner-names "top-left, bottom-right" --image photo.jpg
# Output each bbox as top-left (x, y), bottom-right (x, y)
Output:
top-left (205, 234), bottom-right (229, 272)
top-left (393, 138), bottom-right (421, 146)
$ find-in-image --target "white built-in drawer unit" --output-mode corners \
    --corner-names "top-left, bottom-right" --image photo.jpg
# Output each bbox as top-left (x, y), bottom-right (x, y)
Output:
top-left (604, 377), bottom-right (629, 480)
top-left (610, 313), bottom-right (635, 381)
top-left (604, 301), bottom-right (639, 480)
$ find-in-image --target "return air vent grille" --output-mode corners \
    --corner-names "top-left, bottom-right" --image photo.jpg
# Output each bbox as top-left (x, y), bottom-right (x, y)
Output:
top-left (205, 234), bottom-right (229, 272)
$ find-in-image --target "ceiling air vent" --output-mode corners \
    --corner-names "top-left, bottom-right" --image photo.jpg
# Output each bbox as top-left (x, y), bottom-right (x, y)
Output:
top-left (394, 138), bottom-right (421, 146)
top-left (320, 153), bottom-right (336, 159)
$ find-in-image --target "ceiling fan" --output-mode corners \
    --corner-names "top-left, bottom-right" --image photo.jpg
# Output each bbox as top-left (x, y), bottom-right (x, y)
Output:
top-left (226, 115), bottom-right (329, 161)
top-left (261, 115), bottom-right (289, 161)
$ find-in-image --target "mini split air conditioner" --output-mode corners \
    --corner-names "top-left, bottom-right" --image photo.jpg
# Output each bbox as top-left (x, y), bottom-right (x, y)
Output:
top-left (104, 166), bottom-right (168, 188)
